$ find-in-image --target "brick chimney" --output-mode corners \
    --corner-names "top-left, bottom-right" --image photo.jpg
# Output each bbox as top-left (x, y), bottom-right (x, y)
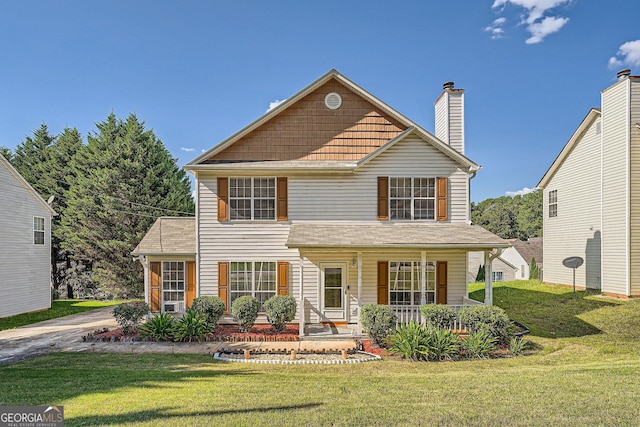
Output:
top-left (434, 81), bottom-right (465, 154)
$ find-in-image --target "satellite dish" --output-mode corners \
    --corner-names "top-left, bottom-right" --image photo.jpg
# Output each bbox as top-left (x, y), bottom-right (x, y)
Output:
top-left (562, 256), bottom-right (583, 269)
top-left (562, 256), bottom-right (584, 294)
top-left (47, 196), bottom-right (55, 205)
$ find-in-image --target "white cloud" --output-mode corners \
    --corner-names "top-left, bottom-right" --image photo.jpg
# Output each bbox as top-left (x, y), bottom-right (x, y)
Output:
top-left (485, 17), bottom-right (507, 40)
top-left (506, 187), bottom-right (536, 196)
top-left (267, 99), bottom-right (286, 112)
top-left (490, 0), bottom-right (571, 44)
top-left (525, 16), bottom-right (569, 44)
top-left (180, 147), bottom-right (195, 152)
top-left (608, 40), bottom-right (640, 69)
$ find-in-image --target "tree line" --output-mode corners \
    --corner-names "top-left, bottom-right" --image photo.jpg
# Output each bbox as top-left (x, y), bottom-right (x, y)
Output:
top-left (2, 113), bottom-right (194, 299)
top-left (471, 191), bottom-right (542, 240)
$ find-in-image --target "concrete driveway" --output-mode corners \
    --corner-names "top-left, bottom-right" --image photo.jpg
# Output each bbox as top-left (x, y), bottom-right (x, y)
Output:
top-left (0, 306), bottom-right (118, 365)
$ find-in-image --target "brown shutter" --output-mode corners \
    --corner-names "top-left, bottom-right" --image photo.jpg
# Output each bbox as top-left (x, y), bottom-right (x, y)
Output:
top-left (276, 177), bottom-right (288, 221)
top-left (377, 261), bottom-right (389, 304)
top-left (277, 261), bottom-right (289, 295)
top-left (150, 262), bottom-right (161, 312)
top-left (186, 261), bottom-right (196, 308)
top-left (218, 262), bottom-right (230, 314)
top-left (436, 177), bottom-right (449, 221)
top-left (217, 177), bottom-right (229, 222)
top-left (377, 177), bottom-right (389, 220)
top-left (436, 261), bottom-right (448, 304)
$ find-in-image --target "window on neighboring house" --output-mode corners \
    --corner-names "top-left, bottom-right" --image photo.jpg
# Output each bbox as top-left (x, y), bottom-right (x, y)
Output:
top-left (549, 190), bottom-right (558, 218)
top-left (230, 261), bottom-right (276, 308)
top-left (389, 177), bottom-right (435, 220)
top-left (389, 261), bottom-right (435, 305)
top-left (229, 178), bottom-right (275, 220)
top-left (33, 217), bottom-right (45, 245)
top-left (492, 271), bottom-right (503, 282)
top-left (163, 261), bottom-right (185, 304)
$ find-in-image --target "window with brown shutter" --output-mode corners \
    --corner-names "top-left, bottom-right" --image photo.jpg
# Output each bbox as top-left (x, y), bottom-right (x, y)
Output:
top-left (186, 261), bottom-right (197, 308)
top-left (218, 262), bottom-right (229, 313)
top-left (436, 261), bottom-right (448, 304)
top-left (217, 177), bottom-right (229, 222)
top-left (277, 261), bottom-right (289, 295)
top-left (436, 177), bottom-right (449, 222)
top-left (149, 262), bottom-right (161, 312)
top-left (377, 261), bottom-right (389, 304)
top-left (276, 177), bottom-right (288, 221)
top-left (377, 177), bottom-right (389, 220)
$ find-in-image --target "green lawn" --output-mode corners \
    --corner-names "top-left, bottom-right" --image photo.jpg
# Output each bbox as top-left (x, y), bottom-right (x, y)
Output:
top-left (0, 299), bottom-right (126, 331)
top-left (2, 282), bottom-right (640, 426)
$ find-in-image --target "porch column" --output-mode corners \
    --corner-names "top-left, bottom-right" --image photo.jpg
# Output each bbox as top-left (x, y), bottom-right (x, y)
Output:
top-left (299, 254), bottom-right (305, 338)
top-left (357, 251), bottom-right (362, 333)
top-left (138, 256), bottom-right (149, 307)
top-left (420, 251), bottom-right (427, 305)
top-left (484, 250), bottom-right (493, 305)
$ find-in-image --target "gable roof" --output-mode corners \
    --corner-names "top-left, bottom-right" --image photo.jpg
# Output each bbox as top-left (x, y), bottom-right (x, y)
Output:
top-left (537, 108), bottom-right (600, 189)
top-left (509, 237), bottom-right (543, 265)
top-left (185, 69), bottom-right (480, 172)
top-left (0, 153), bottom-right (56, 216)
top-left (131, 217), bottom-right (196, 256)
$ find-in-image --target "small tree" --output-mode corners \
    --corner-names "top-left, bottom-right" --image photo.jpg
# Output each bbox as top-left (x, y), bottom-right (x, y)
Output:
top-left (263, 295), bottom-right (297, 332)
top-left (112, 302), bottom-right (150, 335)
top-left (529, 257), bottom-right (540, 280)
top-left (475, 265), bottom-right (485, 282)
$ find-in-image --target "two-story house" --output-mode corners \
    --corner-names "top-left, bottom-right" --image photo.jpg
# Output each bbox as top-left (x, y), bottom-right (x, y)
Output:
top-left (133, 70), bottom-right (509, 335)
top-left (538, 69), bottom-right (640, 297)
top-left (0, 153), bottom-right (56, 318)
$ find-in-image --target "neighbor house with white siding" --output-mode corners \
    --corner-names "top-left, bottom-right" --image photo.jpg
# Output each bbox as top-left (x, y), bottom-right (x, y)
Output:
top-left (134, 70), bottom-right (509, 334)
top-left (0, 153), bottom-right (56, 318)
top-left (538, 69), bottom-right (640, 297)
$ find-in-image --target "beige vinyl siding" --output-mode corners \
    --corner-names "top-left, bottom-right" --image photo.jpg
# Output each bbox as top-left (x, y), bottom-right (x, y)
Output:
top-left (499, 247), bottom-right (529, 280)
top-left (435, 91), bottom-right (464, 154)
top-left (0, 163), bottom-right (52, 318)
top-left (602, 80), bottom-right (629, 295)
top-left (543, 117), bottom-right (602, 290)
top-left (629, 79), bottom-right (640, 295)
top-left (434, 95), bottom-right (448, 144)
top-left (467, 251), bottom-right (517, 283)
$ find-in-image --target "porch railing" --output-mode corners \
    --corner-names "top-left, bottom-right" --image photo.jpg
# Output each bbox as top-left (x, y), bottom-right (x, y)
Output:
top-left (391, 304), bottom-right (473, 331)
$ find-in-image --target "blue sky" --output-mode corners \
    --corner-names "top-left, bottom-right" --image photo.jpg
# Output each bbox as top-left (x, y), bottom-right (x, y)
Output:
top-left (1, 0), bottom-right (639, 202)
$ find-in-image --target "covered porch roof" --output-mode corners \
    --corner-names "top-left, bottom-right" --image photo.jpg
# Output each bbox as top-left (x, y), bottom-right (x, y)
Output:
top-left (286, 223), bottom-right (510, 250)
top-left (132, 217), bottom-right (196, 256)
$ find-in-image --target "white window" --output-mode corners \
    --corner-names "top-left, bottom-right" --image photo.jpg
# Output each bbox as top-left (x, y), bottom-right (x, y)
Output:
top-left (492, 271), bottom-right (503, 282)
top-left (163, 262), bottom-right (185, 310)
top-left (549, 190), bottom-right (557, 218)
top-left (389, 261), bottom-right (435, 305)
top-left (229, 178), bottom-right (276, 220)
top-left (390, 177), bottom-right (435, 220)
top-left (230, 261), bottom-right (277, 308)
top-left (33, 217), bottom-right (45, 245)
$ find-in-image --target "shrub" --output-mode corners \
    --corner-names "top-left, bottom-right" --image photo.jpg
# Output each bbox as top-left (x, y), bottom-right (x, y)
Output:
top-left (509, 337), bottom-right (529, 356)
top-left (458, 305), bottom-right (513, 344)
top-left (426, 326), bottom-right (460, 361)
top-left (231, 296), bottom-right (261, 332)
top-left (263, 295), bottom-right (297, 332)
top-left (191, 296), bottom-right (226, 329)
top-left (112, 302), bottom-right (150, 335)
top-left (138, 313), bottom-right (176, 341)
top-left (420, 304), bottom-right (458, 329)
top-left (388, 321), bottom-right (431, 361)
top-left (459, 330), bottom-right (497, 359)
top-left (172, 309), bottom-right (209, 343)
top-left (360, 304), bottom-right (397, 347)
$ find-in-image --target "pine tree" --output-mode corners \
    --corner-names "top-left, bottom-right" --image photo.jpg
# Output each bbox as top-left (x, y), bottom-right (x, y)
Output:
top-left (529, 257), bottom-right (539, 281)
top-left (60, 113), bottom-right (194, 297)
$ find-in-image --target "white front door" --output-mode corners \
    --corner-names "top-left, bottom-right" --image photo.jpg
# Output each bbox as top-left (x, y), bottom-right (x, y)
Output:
top-left (320, 263), bottom-right (348, 322)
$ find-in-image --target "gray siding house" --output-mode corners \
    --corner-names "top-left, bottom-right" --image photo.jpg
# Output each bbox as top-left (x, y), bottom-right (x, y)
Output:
top-left (0, 154), bottom-right (56, 318)
top-left (538, 69), bottom-right (640, 297)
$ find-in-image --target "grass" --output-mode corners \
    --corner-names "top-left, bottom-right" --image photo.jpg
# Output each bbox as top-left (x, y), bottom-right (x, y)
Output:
top-left (2, 281), bottom-right (640, 426)
top-left (0, 299), bottom-right (126, 331)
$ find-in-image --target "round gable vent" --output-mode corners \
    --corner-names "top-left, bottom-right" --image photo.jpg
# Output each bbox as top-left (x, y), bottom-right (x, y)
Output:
top-left (324, 92), bottom-right (342, 110)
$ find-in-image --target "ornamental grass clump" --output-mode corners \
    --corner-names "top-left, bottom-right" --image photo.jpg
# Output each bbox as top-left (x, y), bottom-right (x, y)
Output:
top-left (191, 296), bottom-right (226, 330)
top-left (138, 313), bottom-right (176, 341)
top-left (231, 296), bottom-right (261, 332)
top-left (388, 320), bottom-right (431, 361)
top-left (360, 304), bottom-right (397, 347)
top-left (263, 295), bottom-right (297, 332)
top-left (112, 302), bottom-right (149, 335)
top-left (419, 304), bottom-right (458, 329)
top-left (172, 309), bottom-right (209, 343)
top-left (458, 305), bottom-right (514, 345)
top-left (459, 330), bottom-right (497, 359)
